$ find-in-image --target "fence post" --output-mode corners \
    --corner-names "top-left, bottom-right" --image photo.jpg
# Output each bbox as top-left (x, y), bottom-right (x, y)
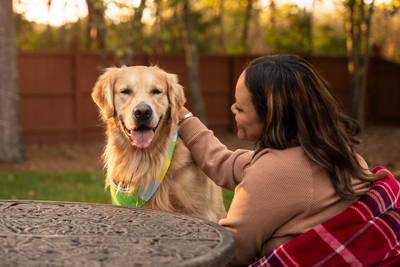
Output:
top-left (72, 36), bottom-right (82, 142)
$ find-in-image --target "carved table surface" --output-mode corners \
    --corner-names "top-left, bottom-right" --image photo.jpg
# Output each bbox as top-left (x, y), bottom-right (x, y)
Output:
top-left (0, 200), bottom-right (235, 267)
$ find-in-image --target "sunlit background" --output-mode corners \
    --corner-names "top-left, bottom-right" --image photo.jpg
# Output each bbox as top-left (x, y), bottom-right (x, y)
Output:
top-left (14, 0), bottom-right (392, 27)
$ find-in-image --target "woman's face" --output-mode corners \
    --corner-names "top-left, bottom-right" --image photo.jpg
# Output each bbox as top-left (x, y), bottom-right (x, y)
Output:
top-left (231, 70), bottom-right (264, 142)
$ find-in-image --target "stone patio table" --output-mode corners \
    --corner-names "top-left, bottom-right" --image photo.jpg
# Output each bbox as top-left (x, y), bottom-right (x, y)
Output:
top-left (0, 200), bottom-right (235, 267)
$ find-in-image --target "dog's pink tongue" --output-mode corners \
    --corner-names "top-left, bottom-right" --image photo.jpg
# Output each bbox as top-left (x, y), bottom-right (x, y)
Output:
top-left (131, 129), bottom-right (154, 149)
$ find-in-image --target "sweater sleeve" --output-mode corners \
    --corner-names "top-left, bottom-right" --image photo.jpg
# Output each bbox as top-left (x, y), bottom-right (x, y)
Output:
top-left (178, 117), bottom-right (252, 191)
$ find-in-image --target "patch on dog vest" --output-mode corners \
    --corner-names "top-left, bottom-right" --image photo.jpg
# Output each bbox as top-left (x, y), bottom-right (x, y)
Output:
top-left (110, 131), bottom-right (178, 207)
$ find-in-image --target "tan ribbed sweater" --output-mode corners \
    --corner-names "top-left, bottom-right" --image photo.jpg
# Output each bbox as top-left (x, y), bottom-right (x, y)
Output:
top-left (179, 117), bottom-right (372, 267)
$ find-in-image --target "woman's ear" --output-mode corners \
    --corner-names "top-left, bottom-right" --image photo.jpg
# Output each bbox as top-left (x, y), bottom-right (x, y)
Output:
top-left (166, 72), bottom-right (186, 123)
top-left (91, 68), bottom-right (119, 120)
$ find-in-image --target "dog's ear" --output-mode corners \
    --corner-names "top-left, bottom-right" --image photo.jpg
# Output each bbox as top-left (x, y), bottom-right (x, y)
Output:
top-left (166, 73), bottom-right (186, 123)
top-left (92, 68), bottom-right (119, 119)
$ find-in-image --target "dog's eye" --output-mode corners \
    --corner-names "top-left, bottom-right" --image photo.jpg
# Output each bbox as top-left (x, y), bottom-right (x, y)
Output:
top-left (151, 89), bottom-right (162, 95)
top-left (121, 89), bottom-right (131, 95)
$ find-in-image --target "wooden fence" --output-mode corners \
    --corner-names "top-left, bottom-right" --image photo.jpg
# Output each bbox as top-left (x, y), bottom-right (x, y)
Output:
top-left (17, 46), bottom-right (400, 144)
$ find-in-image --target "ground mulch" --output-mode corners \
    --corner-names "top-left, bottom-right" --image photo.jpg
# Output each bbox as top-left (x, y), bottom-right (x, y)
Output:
top-left (0, 126), bottom-right (399, 179)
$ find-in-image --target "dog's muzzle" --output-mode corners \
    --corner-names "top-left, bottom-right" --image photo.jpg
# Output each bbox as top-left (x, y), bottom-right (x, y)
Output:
top-left (119, 106), bottom-right (161, 149)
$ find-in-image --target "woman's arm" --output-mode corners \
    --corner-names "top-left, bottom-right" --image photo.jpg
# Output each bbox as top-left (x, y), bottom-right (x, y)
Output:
top-left (178, 110), bottom-right (252, 191)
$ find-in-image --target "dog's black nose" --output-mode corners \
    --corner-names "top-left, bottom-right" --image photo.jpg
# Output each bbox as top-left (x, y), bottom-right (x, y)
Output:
top-left (134, 104), bottom-right (152, 120)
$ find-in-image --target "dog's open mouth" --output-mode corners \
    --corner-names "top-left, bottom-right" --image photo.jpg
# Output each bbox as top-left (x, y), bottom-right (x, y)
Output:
top-left (121, 119), bottom-right (160, 149)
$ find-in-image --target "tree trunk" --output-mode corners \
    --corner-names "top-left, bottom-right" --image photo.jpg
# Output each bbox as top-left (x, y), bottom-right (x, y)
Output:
top-left (307, 0), bottom-right (317, 54)
top-left (45, 0), bottom-right (52, 49)
top-left (217, 0), bottom-right (225, 54)
top-left (266, 0), bottom-right (276, 52)
top-left (358, 1), bottom-right (374, 128)
top-left (152, 0), bottom-right (162, 53)
top-left (269, 0), bottom-right (276, 29)
top-left (181, 1), bottom-right (207, 126)
top-left (86, 0), bottom-right (107, 67)
top-left (345, 0), bottom-right (374, 129)
top-left (126, 0), bottom-right (145, 66)
top-left (0, 0), bottom-right (26, 162)
top-left (86, 0), bottom-right (95, 50)
top-left (242, 0), bottom-right (253, 52)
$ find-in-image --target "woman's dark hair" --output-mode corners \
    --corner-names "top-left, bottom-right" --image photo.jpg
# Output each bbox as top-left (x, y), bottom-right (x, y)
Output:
top-left (244, 54), bottom-right (382, 199)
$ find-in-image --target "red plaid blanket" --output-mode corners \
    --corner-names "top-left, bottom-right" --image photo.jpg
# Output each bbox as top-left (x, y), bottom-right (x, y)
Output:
top-left (249, 166), bottom-right (400, 267)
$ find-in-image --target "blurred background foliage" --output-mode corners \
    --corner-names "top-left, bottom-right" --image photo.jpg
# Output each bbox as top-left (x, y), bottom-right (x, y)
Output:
top-left (5, 0), bottom-right (400, 203)
top-left (12, 0), bottom-right (400, 63)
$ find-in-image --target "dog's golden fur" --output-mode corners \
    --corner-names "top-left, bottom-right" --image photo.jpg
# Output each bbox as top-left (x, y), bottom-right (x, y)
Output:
top-left (92, 65), bottom-right (226, 222)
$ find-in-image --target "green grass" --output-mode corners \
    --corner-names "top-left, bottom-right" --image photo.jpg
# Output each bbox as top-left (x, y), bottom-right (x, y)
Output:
top-left (222, 188), bottom-right (234, 211)
top-left (0, 171), bottom-right (234, 211)
top-left (0, 171), bottom-right (110, 204)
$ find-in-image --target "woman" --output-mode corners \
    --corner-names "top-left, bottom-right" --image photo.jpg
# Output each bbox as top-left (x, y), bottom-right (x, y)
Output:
top-left (177, 55), bottom-right (385, 266)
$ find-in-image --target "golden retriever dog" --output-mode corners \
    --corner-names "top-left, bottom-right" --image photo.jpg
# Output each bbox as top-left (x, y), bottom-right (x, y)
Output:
top-left (91, 65), bottom-right (226, 222)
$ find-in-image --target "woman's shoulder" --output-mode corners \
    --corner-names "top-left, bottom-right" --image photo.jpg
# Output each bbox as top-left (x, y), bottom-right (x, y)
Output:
top-left (251, 146), bottom-right (310, 167)
top-left (244, 146), bottom-right (315, 184)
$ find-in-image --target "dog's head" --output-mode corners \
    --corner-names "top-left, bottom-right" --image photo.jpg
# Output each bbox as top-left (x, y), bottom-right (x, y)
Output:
top-left (92, 66), bottom-right (185, 149)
